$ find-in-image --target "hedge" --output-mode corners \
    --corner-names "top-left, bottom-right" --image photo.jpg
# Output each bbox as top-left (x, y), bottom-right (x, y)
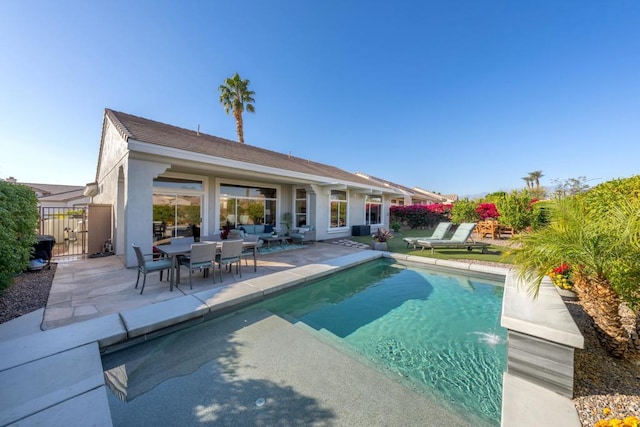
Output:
top-left (0, 181), bottom-right (39, 290)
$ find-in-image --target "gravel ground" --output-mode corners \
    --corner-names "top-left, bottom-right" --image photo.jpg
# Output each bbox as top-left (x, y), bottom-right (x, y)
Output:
top-left (0, 264), bottom-right (55, 324)
top-left (566, 299), bottom-right (640, 425)
top-left (1, 261), bottom-right (638, 426)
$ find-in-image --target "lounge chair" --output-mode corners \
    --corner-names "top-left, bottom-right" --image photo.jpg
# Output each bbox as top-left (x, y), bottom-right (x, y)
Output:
top-left (402, 222), bottom-right (452, 248)
top-left (415, 223), bottom-right (489, 254)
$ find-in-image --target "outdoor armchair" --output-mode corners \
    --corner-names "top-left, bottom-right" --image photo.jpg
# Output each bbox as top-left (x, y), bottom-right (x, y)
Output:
top-left (288, 225), bottom-right (315, 244)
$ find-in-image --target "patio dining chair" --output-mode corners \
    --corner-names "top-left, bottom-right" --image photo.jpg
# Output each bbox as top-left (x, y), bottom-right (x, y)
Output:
top-left (215, 239), bottom-right (243, 282)
top-left (179, 242), bottom-right (217, 288)
top-left (171, 236), bottom-right (195, 245)
top-left (132, 244), bottom-right (173, 295)
top-left (241, 234), bottom-right (261, 267)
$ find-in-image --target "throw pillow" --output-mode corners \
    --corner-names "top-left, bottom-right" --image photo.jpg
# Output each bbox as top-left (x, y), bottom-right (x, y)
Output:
top-left (264, 224), bottom-right (273, 233)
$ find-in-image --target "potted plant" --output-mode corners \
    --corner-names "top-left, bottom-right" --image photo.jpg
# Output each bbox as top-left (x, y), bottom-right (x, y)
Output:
top-left (371, 227), bottom-right (393, 251)
top-left (281, 212), bottom-right (292, 235)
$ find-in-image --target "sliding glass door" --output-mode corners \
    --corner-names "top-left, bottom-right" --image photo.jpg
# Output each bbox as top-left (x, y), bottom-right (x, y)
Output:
top-left (153, 176), bottom-right (205, 241)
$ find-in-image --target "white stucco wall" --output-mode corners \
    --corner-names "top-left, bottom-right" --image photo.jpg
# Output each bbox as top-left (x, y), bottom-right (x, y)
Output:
top-left (93, 118), bottom-right (172, 266)
top-left (92, 119), bottom-right (128, 255)
top-left (123, 159), bottom-right (170, 267)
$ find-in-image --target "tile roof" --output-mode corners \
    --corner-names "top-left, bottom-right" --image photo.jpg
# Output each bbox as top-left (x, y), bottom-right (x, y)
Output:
top-left (105, 109), bottom-right (389, 189)
top-left (17, 183), bottom-right (88, 203)
top-left (355, 172), bottom-right (448, 202)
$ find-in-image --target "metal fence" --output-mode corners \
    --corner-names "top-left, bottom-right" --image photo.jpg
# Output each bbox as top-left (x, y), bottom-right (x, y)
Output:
top-left (39, 207), bottom-right (88, 257)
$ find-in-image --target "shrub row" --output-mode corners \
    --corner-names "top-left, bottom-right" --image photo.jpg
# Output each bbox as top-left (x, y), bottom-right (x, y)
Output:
top-left (0, 181), bottom-right (40, 290)
top-left (390, 204), bottom-right (452, 229)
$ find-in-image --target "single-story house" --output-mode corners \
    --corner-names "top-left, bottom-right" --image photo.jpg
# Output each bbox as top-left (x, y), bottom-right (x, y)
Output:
top-left (5, 178), bottom-right (90, 208)
top-left (353, 173), bottom-right (456, 205)
top-left (86, 109), bottom-right (406, 267)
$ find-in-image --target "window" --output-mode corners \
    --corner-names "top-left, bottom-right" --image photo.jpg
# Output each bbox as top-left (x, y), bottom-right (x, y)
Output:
top-left (154, 177), bottom-right (203, 191)
top-left (153, 176), bottom-right (205, 241)
top-left (295, 188), bottom-right (307, 227)
top-left (220, 184), bottom-right (277, 229)
top-left (330, 190), bottom-right (347, 228)
top-left (365, 195), bottom-right (382, 225)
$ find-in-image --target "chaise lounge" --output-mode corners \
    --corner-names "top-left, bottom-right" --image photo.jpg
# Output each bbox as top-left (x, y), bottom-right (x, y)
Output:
top-left (415, 223), bottom-right (489, 254)
top-left (402, 222), bottom-right (452, 249)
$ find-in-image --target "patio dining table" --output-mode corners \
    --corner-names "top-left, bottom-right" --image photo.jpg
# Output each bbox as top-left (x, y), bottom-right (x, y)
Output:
top-left (155, 240), bottom-right (259, 291)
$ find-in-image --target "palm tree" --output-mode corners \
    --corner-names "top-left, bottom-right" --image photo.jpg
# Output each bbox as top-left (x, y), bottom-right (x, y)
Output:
top-left (521, 176), bottom-right (533, 189)
top-left (510, 196), bottom-right (640, 359)
top-left (218, 73), bottom-right (255, 144)
top-left (528, 170), bottom-right (544, 189)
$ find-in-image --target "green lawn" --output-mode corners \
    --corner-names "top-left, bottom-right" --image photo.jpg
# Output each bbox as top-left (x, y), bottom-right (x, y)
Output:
top-left (349, 228), bottom-right (516, 264)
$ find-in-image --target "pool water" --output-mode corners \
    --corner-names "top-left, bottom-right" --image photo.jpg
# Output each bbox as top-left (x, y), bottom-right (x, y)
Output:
top-left (102, 259), bottom-right (506, 425)
top-left (258, 260), bottom-right (506, 424)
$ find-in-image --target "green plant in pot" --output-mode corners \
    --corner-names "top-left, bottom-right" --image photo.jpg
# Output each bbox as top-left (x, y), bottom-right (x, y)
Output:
top-left (281, 212), bottom-right (292, 235)
top-left (371, 227), bottom-right (393, 251)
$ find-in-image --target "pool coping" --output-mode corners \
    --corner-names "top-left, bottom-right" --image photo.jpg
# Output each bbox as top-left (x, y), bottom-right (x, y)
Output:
top-left (0, 251), bottom-right (582, 426)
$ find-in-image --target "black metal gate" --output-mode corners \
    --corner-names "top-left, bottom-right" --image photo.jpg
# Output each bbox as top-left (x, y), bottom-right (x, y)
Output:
top-left (39, 207), bottom-right (88, 258)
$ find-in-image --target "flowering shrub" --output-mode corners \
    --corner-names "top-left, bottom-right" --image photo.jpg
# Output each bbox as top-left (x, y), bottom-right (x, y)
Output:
top-left (451, 199), bottom-right (479, 223)
top-left (475, 203), bottom-right (500, 220)
top-left (547, 263), bottom-right (573, 290)
top-left (389, 204), bottom-right (452, 229)
top-left (595, 407), bottom-right (639, 426)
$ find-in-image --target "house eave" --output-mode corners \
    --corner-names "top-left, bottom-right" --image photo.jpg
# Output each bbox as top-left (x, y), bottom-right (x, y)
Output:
top-left (127, 139), bottom-right (398, 195)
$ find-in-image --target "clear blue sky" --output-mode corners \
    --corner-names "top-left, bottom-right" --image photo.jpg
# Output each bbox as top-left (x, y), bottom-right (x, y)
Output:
top-left (1, 1), bottom-right (638, 197)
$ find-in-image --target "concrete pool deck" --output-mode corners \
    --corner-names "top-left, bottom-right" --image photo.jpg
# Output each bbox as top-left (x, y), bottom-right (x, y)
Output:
top-left (0, 243), bottom-right (582, 426)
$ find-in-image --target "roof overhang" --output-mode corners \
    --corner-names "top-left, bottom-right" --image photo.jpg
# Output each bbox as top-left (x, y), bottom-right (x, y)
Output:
top-left (84, 182), bottom-right (99, 197)
top-left (128, 139), bottom-right (402, 195)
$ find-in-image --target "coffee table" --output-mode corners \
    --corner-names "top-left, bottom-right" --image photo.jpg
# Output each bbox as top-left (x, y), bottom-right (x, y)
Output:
top-left (262, 235), bottom-right (290, 248)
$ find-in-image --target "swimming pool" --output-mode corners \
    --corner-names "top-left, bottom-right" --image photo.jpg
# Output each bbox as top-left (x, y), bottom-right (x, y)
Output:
top-left (259, 259), bottom-right (506, 424)
top-left (102, 259), bottom-right (506, 425)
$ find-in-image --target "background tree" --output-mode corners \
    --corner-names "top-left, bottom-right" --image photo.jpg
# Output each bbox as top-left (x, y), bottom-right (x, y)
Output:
top-left (528, 170), bottom-right (544, 188)
top-left (525, 170), bottom-right (546, 199)
top-left (551, 176), bottom-right (590, 197)
top-left (218, 72), bottom-right (255, 144)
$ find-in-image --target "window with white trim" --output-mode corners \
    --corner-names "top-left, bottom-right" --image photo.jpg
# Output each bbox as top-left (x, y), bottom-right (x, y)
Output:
top-left (219, 184), bottom-right (277, 229)
top-left (153, 176), bottom-right (204, 240)
top-left (330, 190), bottom-right (347, 228)
top-left (365, 195), bottom-right (382, 225)
top-left (295, 188), bottom-right (307, 227)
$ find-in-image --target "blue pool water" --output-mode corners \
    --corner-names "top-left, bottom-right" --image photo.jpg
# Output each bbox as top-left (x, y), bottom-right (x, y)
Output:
top-left (259, 260), bottom-right (507, 424)
top-left (102, 259), bottom-right (506, 425)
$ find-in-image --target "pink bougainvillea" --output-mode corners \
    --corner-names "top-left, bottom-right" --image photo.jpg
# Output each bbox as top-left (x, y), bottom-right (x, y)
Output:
top-left (475, 203), bottom-right (500, 220)
top-left (389, 203), bottom-right (452, 229)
